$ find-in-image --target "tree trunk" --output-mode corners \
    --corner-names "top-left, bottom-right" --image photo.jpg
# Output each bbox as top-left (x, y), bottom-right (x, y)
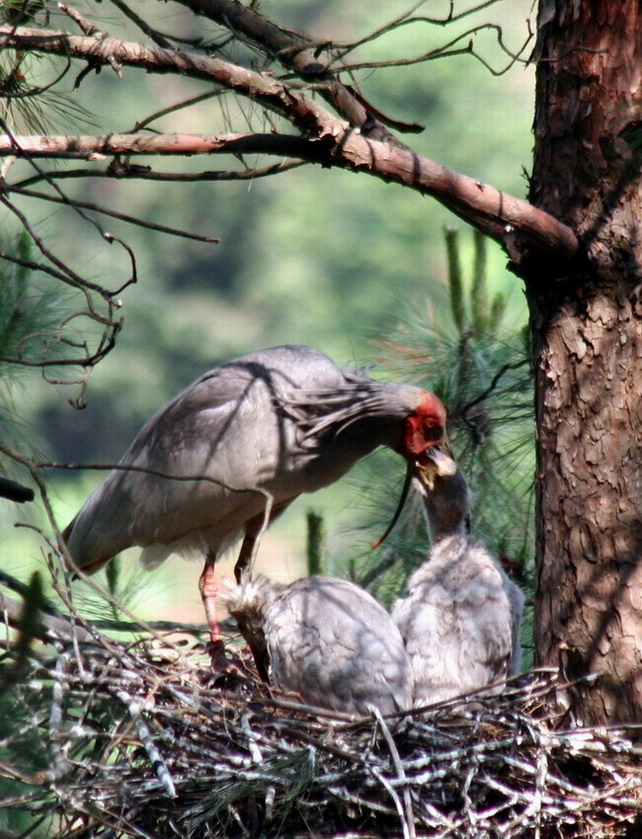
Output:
top-left (528, 0), bottom-right (642, 724)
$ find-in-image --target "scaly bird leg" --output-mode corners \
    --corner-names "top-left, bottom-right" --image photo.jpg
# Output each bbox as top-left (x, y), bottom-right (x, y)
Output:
top-left (233, 501), bottom-right (291, 584)
top-left (198, 551), bottom-right (230, 671)
top-left (234, 528), bottom-right (258, 584)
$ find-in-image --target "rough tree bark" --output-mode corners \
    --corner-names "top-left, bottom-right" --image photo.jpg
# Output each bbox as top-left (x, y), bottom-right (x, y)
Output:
top-left (528, 0), bottom-right (642, 724)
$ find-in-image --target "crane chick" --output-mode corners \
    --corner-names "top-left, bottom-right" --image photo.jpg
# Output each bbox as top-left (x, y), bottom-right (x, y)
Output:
top-left (223, 574), bottom-right (414, 717)
top-left (393, 453), bottom-right (524, 706)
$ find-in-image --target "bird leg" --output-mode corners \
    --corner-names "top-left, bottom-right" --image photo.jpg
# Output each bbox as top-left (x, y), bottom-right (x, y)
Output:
top-left (234, 529), bottom-right (258, 584)
top-left (233, 501), bottom-right (291, 584)
top-left (198, 552), bottom-right (230, 671)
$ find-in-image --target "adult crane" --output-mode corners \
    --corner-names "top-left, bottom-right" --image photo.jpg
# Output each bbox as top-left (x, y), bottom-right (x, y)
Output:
top-left (62, 344), bottom-right (447, 664)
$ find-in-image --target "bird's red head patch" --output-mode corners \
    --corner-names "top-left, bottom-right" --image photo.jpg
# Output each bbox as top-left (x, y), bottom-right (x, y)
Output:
top-left (403, 393), bottom-right (447, 455)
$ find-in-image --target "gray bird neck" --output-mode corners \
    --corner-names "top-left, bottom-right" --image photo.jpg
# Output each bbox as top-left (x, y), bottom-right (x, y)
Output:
top-left (423, 470), bottom-right (470, 543)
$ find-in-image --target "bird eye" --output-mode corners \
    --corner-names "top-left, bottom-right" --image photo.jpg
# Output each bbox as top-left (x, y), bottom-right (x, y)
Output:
top-left (404, 413), bottom-right (445, 454)
top-left (422, 418), bottom-right (445, 442)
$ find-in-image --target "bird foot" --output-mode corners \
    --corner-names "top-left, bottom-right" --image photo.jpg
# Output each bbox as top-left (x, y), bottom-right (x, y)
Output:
top-left (207, 639), bottom-right (238, 670)
top-left (205, 640), bottom-right (246, 686)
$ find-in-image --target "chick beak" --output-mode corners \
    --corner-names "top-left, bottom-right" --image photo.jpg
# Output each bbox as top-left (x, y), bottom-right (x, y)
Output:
top-left (413, 444), bottom-right (458, 491)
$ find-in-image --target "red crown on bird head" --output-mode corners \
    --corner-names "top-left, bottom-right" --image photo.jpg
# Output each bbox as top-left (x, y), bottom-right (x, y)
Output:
top-left (403, 392), bottom-right (447, 455)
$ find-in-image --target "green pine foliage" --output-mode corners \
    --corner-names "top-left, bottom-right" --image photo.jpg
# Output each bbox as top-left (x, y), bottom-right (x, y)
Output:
top-left (0, 235), bottom-right (60, 372)
top-left (0, 233), bottom-right (73, 438)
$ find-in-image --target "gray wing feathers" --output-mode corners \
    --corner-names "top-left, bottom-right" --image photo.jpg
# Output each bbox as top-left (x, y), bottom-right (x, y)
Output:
top-left (505, 576), bottom-right (525, 676)
top-left (63, 469), bottom-right (136, 569)
top-left (62, 345), bottom-right (371, 571)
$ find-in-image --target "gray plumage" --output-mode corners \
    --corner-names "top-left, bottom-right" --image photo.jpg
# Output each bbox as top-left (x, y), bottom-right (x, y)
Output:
top-left (223, 574), bottom-right (414, 717)
top-left (61, 344), bottom-right (446, 650)
top-left (63, 345), bottom-right (445, 573)
top-left (392, 463), bottom-right (524, 706)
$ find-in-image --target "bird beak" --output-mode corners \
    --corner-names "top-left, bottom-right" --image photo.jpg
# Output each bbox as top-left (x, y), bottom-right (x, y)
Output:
top-left (371, 445), bottom-right (458, 550)
top-left (372, 444), bottom-right (457, 549)
top-left (413, 444), bottom-right (458, 491)
top-left (371, 459), bottom-right (415, 549)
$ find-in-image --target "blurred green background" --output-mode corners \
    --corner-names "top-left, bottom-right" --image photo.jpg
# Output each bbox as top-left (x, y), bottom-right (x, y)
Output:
top-left (1, 0), bottom-right (535, 628)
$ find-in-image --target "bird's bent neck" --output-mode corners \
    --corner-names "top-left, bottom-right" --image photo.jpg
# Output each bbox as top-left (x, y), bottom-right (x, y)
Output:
top-left (422, 469), bottom-right (470, 544)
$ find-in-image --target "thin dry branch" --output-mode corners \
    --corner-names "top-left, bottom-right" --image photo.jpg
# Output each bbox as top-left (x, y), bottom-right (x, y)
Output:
top-left (0, 130), bottom-right (580, 265)
top-left (13, 158), bottom-right (307, 187)
top-left (334, 0), bottom-right (505, 56)
top-left (171, 0), bottom-right (406, 144)
top-left (0, 188), bottom-right (125, 379)
top-left (0, 24), bottom-right (336, 134)
top-left (0, 11), bottom-right (578, 272)
top-left (0, 131), bottom-right (316, 158)
top-left (337, 22), bottom-right (533, 77)
top-left (103, 0), bottom-right (173, 49)
top-left (7, 184), bottom-right (220, 242)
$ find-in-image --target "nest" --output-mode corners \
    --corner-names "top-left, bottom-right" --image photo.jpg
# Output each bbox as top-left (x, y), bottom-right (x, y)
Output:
top-left (2, 606), bottom-right (642, 839)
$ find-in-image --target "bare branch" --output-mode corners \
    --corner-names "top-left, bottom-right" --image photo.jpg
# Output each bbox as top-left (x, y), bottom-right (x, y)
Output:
top-left (58, 2), bottom-right (103, 37)
top-left (102, 0), bottom-right (173, 49)
top-left (0, 14), bottom-right (576, 270)
top-left (0, 24), bottom-right (338, 134)
top-left (334, 0), bottom-right (506, 57)
top-left (0, 475), bottom-right (34, 503)
top-left (337, 23), bottom-right (533, 76)
top-left (337, 132), bottom-right (579, 263)
top-left (128, 89), bottom-right (228, 133)
top-left (0, 131), bottom-right (317, 158)
top-left (0, 131), bottom-right (580, 263)
top-left (14, 158), bottom-right (307, 187)
top-left (0, 193), bottom-right (120, 303)
top-left (7, 184), bottom-right (220, 242)
top-left (171, 0), bottom-right (403, 144)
